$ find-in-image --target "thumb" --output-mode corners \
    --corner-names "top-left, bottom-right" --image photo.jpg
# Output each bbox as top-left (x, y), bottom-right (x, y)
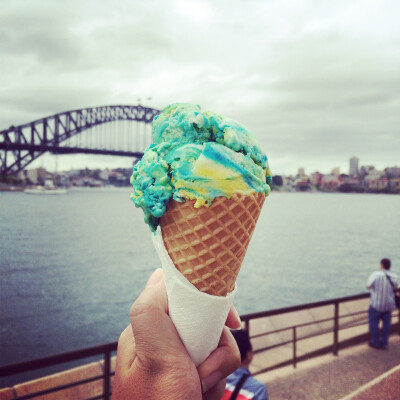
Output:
top-left (130, 269), bottom-right (187, 362)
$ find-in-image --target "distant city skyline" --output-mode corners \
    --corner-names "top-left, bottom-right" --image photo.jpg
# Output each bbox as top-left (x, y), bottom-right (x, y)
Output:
top-left (17, 158), bottom-right (399, 194)
top-left (27, 152), bottom-right (397, 177)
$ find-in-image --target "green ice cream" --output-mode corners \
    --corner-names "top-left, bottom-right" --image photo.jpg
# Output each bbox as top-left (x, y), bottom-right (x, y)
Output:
top-left (131, 103), bottom-right (271, 231)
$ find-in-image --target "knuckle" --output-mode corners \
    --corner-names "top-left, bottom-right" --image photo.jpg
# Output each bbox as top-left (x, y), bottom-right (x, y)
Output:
top-left (129, 296), bottom-right (148, 318)
top-left (231, 345), bottom-right (241, 369)
top-left (117, 326), bottom-right (129, 346)
top-left (130, 299), bottom-right (160, 319)
top-left (129, 286), bottom-right (161, 319)
top-left (225, 340), bottom-right (240, 374)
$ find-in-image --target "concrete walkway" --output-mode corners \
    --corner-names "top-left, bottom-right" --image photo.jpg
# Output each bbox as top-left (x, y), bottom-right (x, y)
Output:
top-left (339, 364), bottom-right (400, 400)
top-left (260, 335), bottom-right (400, 400)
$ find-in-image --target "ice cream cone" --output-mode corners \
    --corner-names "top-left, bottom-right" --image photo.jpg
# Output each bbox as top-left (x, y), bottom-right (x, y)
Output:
top-left (160, 193), bottom-right (265, 296)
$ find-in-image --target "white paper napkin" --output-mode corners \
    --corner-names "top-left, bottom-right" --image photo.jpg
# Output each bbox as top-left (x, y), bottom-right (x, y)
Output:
top-left (152, 227), bottom-right (237, 366)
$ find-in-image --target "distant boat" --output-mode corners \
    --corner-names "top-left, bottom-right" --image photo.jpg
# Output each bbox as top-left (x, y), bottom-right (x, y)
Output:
top-left (25, 186), bottom-right (68, 195)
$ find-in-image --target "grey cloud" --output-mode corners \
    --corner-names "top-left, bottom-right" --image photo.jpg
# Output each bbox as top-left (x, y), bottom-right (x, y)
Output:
top-left (1, 27), bottom-right (83, 66)
top-left (0, 80), bottom-right (112, 126)
top-left (1, 0), bottom-right (399, 174)
top-left (0, 1), bottom-right (171, 74)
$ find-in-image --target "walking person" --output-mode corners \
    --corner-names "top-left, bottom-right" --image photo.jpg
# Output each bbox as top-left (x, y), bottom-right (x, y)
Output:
top-left (366, 258), bottom-right (399, 349)
top-left (222, 329), bottom-right (268, 400)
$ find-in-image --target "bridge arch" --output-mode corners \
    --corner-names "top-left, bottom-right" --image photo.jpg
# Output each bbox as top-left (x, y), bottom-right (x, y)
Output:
top-left (0, 105), bottom-right (160, 177)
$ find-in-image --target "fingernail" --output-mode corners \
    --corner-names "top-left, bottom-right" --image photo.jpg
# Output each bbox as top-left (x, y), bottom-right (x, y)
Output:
top-left (201, 370), bottom-right (223, 393)
top-left (232, 307), bottom-right (242, 328)
top-left (145, 268), bottom-right (163, 288)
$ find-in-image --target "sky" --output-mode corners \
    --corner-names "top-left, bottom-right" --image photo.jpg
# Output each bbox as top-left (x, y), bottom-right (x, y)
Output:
top-left (1, 0), bottom-right (399, 175)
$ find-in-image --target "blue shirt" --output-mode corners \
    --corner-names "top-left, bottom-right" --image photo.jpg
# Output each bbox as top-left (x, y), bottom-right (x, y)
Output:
top-left (222, 367), bottom-right (268, 400)
top-left (367, 271), bottom-right (399, 312)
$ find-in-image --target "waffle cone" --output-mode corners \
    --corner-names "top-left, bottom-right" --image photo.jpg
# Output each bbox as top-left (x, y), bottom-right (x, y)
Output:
top-left (160, 193), bottom-right (265, 296)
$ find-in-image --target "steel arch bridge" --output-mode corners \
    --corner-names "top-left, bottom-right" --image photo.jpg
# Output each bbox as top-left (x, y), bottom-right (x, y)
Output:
top-left (0, 105), bottom-right (160, 178)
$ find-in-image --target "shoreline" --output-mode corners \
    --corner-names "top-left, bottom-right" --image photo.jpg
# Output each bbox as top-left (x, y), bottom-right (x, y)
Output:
top-left (1, 184), bottom-right (399, 195)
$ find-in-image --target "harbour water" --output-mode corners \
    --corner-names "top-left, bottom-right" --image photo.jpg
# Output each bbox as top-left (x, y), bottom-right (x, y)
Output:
top-left (1, 190), bottom-right (399, 373)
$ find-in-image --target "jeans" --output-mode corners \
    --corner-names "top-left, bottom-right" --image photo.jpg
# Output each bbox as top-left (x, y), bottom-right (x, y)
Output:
top-left (368, 306), bottom-right (392, 348)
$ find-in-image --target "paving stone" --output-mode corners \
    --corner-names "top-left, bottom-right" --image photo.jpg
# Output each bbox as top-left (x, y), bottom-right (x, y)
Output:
top-left (296, 331), bottom-right (333, 355)
top-left (265, 336), bottom-right (400, 400)
top-left (251, 344), bottom-right (294, 372)
top-left (349, 367), bottom-right (400, 400)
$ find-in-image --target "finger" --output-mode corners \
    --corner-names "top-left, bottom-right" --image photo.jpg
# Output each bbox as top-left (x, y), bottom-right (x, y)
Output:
top-left (203, 378), bottom-right (227, 400)
top-left (130, 269), bottom-right (188, 364)
top-left (198, 327), bottom-right (240, 393)
top-left (115, 270), bottom-right (163, 371)
top-left (145, 268), bottom-right (164, 289)
top-left (115, 325), bottom-right (136, 371)
top-left (225, 305), bottom-right (241, 329)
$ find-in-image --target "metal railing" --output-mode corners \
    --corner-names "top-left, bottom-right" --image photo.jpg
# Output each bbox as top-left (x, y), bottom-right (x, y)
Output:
top-left (0, 342), bottom-right (117, 400)
top-left (1, 290), bottom-right (399, 398)
top-left (242, 291), bottom-right (400, 376)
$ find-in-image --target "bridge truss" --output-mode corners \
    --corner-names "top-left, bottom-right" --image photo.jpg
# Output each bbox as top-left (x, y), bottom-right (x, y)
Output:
top-left (0, 105), bottom-right (160, 178)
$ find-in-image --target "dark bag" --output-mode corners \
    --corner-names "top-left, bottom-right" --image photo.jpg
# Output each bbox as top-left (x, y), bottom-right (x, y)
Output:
top-left (384, 273), bottom-right (400, 309)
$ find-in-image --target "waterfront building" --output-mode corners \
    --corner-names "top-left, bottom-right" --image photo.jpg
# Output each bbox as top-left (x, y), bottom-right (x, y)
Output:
top-left (389, 177), bottom-right (400, 190)
top-left (320, 174), bottom-right (340, 191)
top-left (339, 174), bottom-right (359, 185)
top-left (331, 167), bottom-right (340, 176)
top-left (25, 167), bottom-right (47, 184)
top-left (349, 156), bottom-right (359, 176)
top-left (296, 168), bottom-right (309, 181)
top-left (385, 166), bottom-right (400, 178)
top-left (310, 172), bottom-right (323, 186)
top-left (361, 165), bottom-right (375, 174)
top-left (364, 171), bottom-right (388, 191)
top-left (99, 169), bottom-right (110, 181)
top-left (295, 179), bottom-right (311, 191)
top-left (16, 170), bottom-right (26, 182)
top-left (282, 175), bottom-right (295, 188)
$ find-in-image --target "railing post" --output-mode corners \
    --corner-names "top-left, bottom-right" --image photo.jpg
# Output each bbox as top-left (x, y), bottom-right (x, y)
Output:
top-left (245, 319), bottom-right (250, 334)
top-left (333, 302), bottom-right (339, 356)
top-left (103, 350), bottom-right (111, 400)
top-left (292, 326), bottom-right (297, 368)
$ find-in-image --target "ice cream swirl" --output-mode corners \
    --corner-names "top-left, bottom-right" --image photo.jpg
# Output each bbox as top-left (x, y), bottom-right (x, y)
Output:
top-left (131, 103), bottom-right (271, 231)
